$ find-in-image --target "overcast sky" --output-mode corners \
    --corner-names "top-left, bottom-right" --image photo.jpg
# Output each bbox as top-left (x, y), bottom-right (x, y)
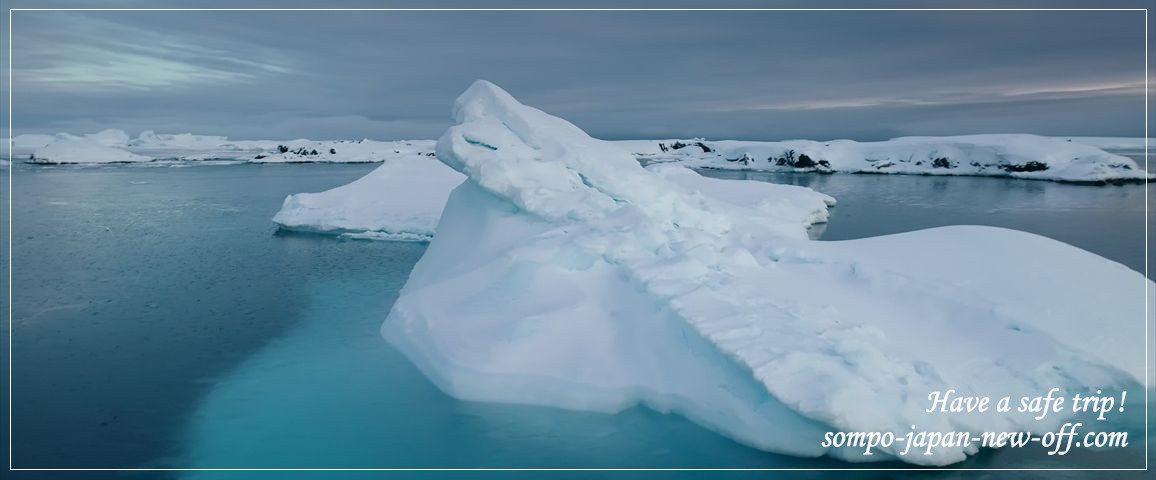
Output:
top-left (2, 1), bottom-right (1151, 141)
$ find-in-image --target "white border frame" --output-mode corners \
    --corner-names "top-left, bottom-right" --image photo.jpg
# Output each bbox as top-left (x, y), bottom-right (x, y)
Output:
top-left (4, 5), bottom-right (1151, 476)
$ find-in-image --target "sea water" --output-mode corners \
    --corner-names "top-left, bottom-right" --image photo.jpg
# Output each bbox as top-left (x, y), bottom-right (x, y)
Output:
top-left (4, 162), bottom-right (1150, 477)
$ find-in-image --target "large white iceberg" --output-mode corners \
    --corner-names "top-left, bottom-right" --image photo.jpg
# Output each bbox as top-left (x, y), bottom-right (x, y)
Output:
top-left (383, 81), bottom-right (1152, 466)
top-left (622, 135), bottom-right (1152, 183)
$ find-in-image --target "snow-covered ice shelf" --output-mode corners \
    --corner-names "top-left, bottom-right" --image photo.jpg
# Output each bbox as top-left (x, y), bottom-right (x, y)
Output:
top-left (383, 81), bottom-right (1153, 466)
top-left (7, 129), bottom-right (1149, 184)
top-left (619, 135), bottom-right (1152, 184)
top-left (7, 129), bottom-right (436, 165)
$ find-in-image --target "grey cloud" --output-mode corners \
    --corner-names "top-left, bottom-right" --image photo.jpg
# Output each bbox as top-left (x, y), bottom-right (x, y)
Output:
top-left (3, 4), bottom-right (1150, 140)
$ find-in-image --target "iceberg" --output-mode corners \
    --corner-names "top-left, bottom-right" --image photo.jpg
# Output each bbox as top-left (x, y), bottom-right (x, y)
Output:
top-left (273, 154), bottom-right (465, 241)
top-left (12, 129), bottom-right (139, 163)
top-left (25, 129), bottom-right (149, 164)
top-left (271, 160), bottom-right (834, 242)
top-left (30, 137), bottom-right (151, 164)
top-left (622, 135), bottom-right (1152, 184)
top-left (383, 81), bottom-right (1152, 466)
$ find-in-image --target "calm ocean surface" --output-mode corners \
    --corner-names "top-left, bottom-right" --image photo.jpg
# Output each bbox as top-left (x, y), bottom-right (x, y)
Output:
top-left (4, 162), bottom-right (1152, 478)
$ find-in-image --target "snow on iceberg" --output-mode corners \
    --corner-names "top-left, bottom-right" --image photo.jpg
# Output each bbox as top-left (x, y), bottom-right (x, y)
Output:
top-left (383, 80), bottom-right (1152, 466)
top-left (623, 135), bottom-right (1152, 184)
top-left (647, 163), bottom-right (835, 229)
top-left (273, 154), bottom-right (465, 241)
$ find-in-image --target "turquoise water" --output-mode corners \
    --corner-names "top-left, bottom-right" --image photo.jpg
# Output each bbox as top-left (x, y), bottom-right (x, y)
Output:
top-left (5, 163), bottom-right (1152, 477)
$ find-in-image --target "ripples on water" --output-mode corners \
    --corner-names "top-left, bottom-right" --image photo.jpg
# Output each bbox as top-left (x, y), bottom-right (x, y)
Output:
top-left (4, 162), bottom-right (1151, 477)
top-left (702, 169), bottom-right (1151, 274)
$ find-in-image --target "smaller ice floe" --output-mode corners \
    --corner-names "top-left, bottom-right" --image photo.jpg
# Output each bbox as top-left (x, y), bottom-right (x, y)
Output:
top-left (272, 155), bottom-right (465, 241)
top-left (271, 153), bottom-right (835, 242)
top-left (623, 135), bottom-right (1152, 184)
top-left (30, 138), bottom-right (152, 164)
top-left (385, 80), bottom-right (1153, 467)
